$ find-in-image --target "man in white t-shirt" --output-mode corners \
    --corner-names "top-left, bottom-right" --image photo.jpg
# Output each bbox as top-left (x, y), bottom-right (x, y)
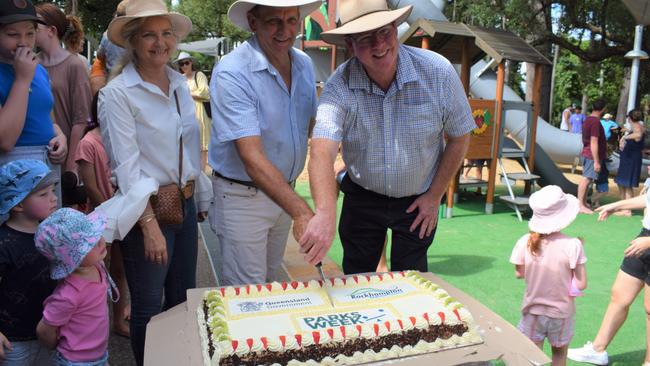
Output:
top-left (560, 104), bottom-right (575, 131)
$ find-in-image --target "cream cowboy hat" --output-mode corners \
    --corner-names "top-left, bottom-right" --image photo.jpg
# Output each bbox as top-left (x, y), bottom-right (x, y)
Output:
top-left (321, 0), bottom-right (412, 46)
top-left (228, 0), bottom-right (322, 32)
top-left (107, 0), bottom-right (192, 48)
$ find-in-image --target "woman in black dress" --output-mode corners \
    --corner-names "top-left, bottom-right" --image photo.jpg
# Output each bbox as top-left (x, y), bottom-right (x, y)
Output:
top-left (615, 109), bottom-right (646, 216)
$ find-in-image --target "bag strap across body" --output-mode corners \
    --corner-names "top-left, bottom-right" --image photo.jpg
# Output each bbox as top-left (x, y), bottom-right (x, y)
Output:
top-left (173, 90), bottom-right (183, 188)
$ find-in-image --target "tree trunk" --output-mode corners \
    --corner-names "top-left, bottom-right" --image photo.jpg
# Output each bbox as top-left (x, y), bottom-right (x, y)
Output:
top-left (616, 67), bottom-right (631, 125)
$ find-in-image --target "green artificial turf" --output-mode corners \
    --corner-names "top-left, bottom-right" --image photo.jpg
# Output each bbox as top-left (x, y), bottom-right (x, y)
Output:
top-left (295, 181), bottom-right (647, 365)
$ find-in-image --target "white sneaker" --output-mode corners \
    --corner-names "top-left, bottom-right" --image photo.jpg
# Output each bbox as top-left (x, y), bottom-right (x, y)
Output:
top-left (567, 342), bottom-right (609, 365)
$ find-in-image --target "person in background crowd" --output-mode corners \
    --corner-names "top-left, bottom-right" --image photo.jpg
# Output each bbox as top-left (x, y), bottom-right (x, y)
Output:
top-left (98, 1), bottom-right (212, 363)
top-left (302, 0), bottom-right (474, 273)
top-left (208, 0), bottom-right (320, 285)
top-left (89, 0), bottom-right (128, 95)
top-left (0, 0), bottom-right (67, 218)
top-left (174, 52), bottom-right (211, 170)
top-left (600, 113), bottom-right (619, 142)
top-left (0, 160), bottom-right (58, 365)
top-left (577, 100), bottom-right (607, 214)
top-left (569, 106), bottom-right (585, 134)
top-left (62, 15), bottom-right (89, 70)
top-left (35, 3), bottom-right (92, 175)
top-left (561, 104), bottom-right (575, 131)
top-left (614, 109), bottom-right (646, 217)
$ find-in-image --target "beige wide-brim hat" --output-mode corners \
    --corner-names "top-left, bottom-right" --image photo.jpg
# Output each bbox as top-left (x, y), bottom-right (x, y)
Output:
top-left (528, 185), bottom-right (580, 234)
top-left (107, 0), bottom-right (192, 48)
top-left (228, 0), bottom-right (322, 32)
top-left (321, 0), bottom-right (412, 46)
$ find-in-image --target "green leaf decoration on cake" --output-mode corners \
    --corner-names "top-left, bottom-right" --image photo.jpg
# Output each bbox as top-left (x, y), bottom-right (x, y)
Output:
top-left (444, 297), bottom-right (458, 306)
top-left (209, 318), bottom-right (229, 339)
top-left (206, 291), bottom-right (219, 300)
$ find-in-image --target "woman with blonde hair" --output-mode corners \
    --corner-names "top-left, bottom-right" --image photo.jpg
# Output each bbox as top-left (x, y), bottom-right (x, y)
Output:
top-left (97, 1), bottom-right (212, 364)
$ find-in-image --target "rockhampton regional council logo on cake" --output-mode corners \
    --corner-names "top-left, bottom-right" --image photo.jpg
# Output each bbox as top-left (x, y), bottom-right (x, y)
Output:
top-left (348, 286), bottom-right (404, 300)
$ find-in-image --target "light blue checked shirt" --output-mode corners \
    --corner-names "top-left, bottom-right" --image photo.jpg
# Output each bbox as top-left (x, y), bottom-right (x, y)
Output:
top-left (313, 45), bottom-right (474, 198)
top-left (208, 36), bottom-right (318, 182)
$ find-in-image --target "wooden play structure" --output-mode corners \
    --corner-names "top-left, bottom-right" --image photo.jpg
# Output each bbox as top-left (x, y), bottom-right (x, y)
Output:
top-left (400, 20), bottom-right (552, 220)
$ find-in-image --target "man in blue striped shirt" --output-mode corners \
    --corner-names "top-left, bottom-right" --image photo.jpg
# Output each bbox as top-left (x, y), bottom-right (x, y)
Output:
top-left (298, 0), bottom-right (474, 274)
top-left (208, 0), bottom-right (321, 285)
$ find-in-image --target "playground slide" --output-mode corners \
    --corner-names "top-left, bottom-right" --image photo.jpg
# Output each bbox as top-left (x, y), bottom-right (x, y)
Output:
top-left (388, 0), bottom-right (582, 191)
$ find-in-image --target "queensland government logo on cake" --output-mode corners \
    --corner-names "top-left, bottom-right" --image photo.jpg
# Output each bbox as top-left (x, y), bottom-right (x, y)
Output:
top-left (232, 295), bottom-right (316, 315)
top-left (348, 286), bottom-right (404, 300)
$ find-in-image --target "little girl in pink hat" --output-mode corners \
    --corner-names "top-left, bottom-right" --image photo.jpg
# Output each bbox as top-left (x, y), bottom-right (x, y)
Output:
top-left (34, 208), bottom-right (118, 366)
top-left (509, 185), bottom-right (588, 366)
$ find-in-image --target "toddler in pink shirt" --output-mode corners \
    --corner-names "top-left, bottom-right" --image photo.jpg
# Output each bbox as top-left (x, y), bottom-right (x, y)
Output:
top-left (510, 185), bottom-right (588, 366)
top-left (34, 208), bottom-right (118, 366)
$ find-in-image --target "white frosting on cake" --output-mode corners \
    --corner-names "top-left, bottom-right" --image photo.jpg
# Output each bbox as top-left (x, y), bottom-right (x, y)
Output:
top-left (199, 271), bottom-right (482, 365)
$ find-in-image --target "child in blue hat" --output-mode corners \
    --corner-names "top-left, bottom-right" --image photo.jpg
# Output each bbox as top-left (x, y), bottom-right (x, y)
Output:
top-left (35, 208), bottom-right (117, 366)
top-left (0, 159), bottom-right (59, 364)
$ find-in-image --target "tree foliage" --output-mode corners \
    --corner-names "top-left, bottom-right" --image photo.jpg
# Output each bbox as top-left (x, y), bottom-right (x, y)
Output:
top-left (34, 0), bottom-right (121, 40)
top-left (174, 0), bottom-right (248, 42)
top-left (447, 0), bottom-right (649, 124)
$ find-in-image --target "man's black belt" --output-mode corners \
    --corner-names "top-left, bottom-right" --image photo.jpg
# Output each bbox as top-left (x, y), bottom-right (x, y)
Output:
top-left (212, 171), bottom-right (257, 188)
top-left (213, 170), bottom-right (295, 188)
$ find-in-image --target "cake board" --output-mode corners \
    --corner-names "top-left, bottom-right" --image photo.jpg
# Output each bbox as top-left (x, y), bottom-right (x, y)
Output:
top-left (144, 272), bottom-right (550, 366)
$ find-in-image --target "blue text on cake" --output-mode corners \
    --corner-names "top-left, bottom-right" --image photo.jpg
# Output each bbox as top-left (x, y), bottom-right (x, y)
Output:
top-left (303, 312), bottom-right (366, 329)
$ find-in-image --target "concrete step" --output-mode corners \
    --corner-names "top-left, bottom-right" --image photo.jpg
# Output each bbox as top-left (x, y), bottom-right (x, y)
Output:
top-left (500, 172), bottom-right (540, 181)
top-left (499, 196), bottom-right (530, 207)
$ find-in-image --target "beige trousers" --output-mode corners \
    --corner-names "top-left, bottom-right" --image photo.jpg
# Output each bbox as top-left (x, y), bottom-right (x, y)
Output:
top-left (209, 176), bottom-right (291, 286)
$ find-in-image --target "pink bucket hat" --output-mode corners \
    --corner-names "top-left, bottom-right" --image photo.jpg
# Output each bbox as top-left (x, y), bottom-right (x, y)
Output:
top-left (35, 208), bottom-right (107, 280)
top-left (528, 185), bottom-right (580, 234)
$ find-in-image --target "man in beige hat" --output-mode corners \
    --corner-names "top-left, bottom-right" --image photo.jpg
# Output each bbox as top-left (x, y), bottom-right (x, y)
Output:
top-left (208, 0), bottom-right (320, 285)
top-left (300, 0), bottom-right (475, 274)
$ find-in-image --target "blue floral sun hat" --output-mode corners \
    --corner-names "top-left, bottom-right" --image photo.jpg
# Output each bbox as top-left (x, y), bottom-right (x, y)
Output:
top-left (0, 159), bottom-right (58, 215)
top-left (35, 208), bottom-right (107, 280)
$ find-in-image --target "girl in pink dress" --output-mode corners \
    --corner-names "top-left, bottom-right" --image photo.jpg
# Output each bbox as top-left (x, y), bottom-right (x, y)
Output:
top-left (34, 208), bottom-right (118, 366)
top-left (510, 185), bottom-right (588, 366)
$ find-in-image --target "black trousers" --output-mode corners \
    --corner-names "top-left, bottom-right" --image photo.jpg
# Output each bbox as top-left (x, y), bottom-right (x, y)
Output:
top-left (339, 175), bottom-right (436, 274)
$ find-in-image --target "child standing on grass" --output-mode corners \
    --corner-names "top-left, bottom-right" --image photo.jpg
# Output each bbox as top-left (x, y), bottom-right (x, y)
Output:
top-left (510, 185), bottom-right (588, 366)
top-left (35, 208), bottom-right (117, 366)
top-left (0, 160), bottom-right (58, 365)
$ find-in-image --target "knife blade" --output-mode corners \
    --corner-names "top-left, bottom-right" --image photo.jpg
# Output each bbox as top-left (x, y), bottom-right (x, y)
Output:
top-left (316, 262), bottom-right (335, 308)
